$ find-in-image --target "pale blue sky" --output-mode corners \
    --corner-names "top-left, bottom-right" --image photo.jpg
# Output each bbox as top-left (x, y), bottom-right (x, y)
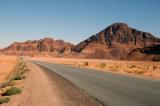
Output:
top-left (0, 0), bottom-right (160, 48)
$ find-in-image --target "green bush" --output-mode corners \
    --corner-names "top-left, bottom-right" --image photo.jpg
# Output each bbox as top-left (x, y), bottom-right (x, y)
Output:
top-left (0, 97), bottom-right (10, 104)
top-left (2, 87), bottom-right (22, 96)
top-left (14, 75), bottom-right (25, 80)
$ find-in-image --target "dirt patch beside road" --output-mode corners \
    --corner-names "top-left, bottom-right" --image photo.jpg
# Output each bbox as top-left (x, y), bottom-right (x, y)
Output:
top-left (1, 62), bottom-right (99, 106)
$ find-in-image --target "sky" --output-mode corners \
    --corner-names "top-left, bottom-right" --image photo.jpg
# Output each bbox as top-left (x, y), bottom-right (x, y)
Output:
top-left (0, 0), bottom-right (160, 48)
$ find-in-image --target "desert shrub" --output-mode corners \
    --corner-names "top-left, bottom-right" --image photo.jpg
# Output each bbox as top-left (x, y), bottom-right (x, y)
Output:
top-left (8, 81), bottom-right (15, 86)
top-left (16, 61), bottom-right (29, 74)
top-left (0, 97), bottom-right (10, 104)
top-left (108, 67), bottom-right (118, 72)
top-left (18, 64), bottom-right (27, 71)
top-left (20, 68), bottom-right (29, 74)
top-left (2, 87), bottom-right (22, 96)
top-left (134, 70), bottom-right (146, 75)
top-left (110, 69), bottom-right (118, 72)
top-left (128, 65), bottom-right (136, 68)
top-left (101, 63), bottom-right (106, 69)
top-left (84, 62), bottom-right (88, 66)
top-left (153, 66), bottom-right (158, 70)
top-left (124, 69), bottom-right (133, 73)
top-left (14, 75), bottom-right (25, 80)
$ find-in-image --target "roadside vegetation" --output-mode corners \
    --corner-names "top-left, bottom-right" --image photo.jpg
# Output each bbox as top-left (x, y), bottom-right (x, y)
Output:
top-left (2, 87), bottom-right (22, 96)
top-left (101, 63), bottom-right (106, 70)
top-left (14, 75), bottom-right (26, 80)
top-left (29, 57), bottom-right (160, 79)
top-left (0, 57), bottom-right (29, 104)
top-left (0, 97), bottom-right (10, 104)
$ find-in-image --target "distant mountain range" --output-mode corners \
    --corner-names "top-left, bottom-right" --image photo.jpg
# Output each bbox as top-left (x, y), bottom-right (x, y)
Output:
top-left (1, 23), bottom-right (160, 61)
top-left (1, 38), bottom-right (74, 56)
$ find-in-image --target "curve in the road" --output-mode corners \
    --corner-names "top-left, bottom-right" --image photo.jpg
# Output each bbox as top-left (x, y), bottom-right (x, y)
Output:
top-left (32, 61), bottom-right (160, 106)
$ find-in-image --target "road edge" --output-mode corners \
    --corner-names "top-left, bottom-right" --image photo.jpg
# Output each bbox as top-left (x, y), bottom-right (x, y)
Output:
top-left (34, 63), bottom-right (105, 106)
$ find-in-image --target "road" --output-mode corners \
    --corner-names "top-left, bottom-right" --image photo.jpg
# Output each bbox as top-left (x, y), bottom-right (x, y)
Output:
top-left (32, 61), bottom-right (160, 106)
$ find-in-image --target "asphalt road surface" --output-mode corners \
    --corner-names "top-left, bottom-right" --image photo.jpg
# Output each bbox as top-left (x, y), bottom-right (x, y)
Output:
top-left (32, 61), bottom-right (160, 106)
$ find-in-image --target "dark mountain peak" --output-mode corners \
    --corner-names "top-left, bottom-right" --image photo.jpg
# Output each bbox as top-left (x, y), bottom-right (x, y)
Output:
top-left (107, 23), bottom-right (129, 30)
top-left (100, 23), bottom-right (158, 44)
top-left (40, 37), bottom-right (57, 42)
top-left (72, 23), bottom-right (160, 57)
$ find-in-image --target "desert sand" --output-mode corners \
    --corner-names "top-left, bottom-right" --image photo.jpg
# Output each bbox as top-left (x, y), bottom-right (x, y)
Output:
top-left (0, 55), bottom-right (17, 83)
top-left (27, 56), bottom-right (160, 79)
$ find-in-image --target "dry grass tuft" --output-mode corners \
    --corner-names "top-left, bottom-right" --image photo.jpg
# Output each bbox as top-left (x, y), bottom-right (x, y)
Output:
top-left (0, 97), bottom-right (10, 104)
top-left (14, 75), bottom-right (25, 80)
top-left (84, 62), bottom-right (89, 66)
top-left (27, 57), bottom-right (160, 79)
top-left (2, 87), bottom-right (22, 96)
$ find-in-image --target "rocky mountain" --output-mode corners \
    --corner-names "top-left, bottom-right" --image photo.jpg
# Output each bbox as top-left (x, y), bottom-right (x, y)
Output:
top-left (127, 44), bottom-right (160, 61)
top-left (1, 23), bottom-right (160, 60)
top-left (2, 38), bottom-right (74, 56)
top-left (72, 23), bottom-right (160, 59)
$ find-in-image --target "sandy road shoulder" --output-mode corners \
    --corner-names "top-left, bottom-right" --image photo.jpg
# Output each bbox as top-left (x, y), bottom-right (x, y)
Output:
top-left (2, 62), bottom-right (99, 106)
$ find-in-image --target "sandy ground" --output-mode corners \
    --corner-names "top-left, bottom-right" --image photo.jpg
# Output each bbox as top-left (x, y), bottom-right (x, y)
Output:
top-left (1, 62), bottom-right (99, 106)
top-left (0, 55), bottom-right (17, 83)
top-left (27, 56), bottom-right (160, 80)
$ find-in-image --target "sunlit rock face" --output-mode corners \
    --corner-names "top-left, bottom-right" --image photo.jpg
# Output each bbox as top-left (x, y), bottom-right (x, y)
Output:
top-left (72, 23), bottom-right (160, 59)
top-left (1, 23), bottom-right (160, 60)
top-left (2, 38), bottom-right (74, 56)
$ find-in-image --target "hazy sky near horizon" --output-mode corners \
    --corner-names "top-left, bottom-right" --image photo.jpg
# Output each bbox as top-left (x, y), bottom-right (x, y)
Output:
top-left (0, 0), bottom-right (160, 48)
